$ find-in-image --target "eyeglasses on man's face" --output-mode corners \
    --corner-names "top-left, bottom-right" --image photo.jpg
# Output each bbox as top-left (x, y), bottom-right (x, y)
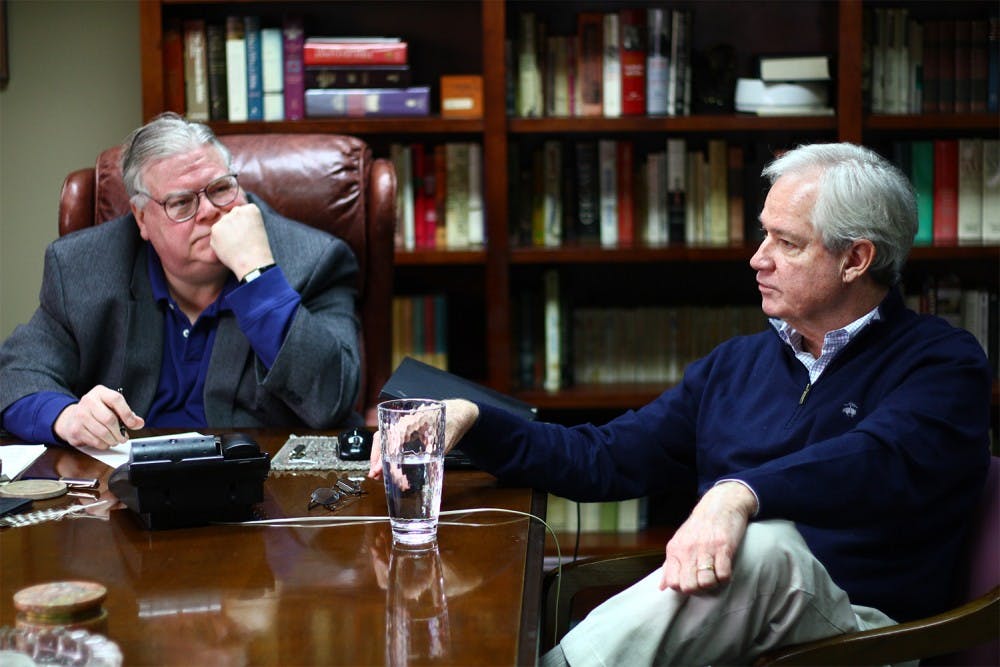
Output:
top-left (139, 173), bottom-right (240, 223)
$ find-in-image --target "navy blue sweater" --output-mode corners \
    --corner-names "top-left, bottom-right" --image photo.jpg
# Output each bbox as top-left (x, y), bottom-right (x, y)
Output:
top-left (461, 289), bottom-right (991, 622)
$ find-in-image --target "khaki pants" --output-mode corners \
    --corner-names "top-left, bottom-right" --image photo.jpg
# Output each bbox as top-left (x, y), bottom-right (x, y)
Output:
top-left (547, 520), bottom-right (901, 667)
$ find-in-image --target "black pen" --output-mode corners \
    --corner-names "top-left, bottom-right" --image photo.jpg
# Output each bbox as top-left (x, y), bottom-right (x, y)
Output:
top-left (116, 387), bottom-right (128, 438)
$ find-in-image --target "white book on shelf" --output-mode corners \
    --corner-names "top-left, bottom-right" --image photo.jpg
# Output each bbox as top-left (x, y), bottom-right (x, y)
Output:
top-left (645, 151), bottom-right (666, 245)
top-left (598, 139), bottom-right (618, 247)
top-left (542, 140), bottom-right (563, 247)
top-left (602, 12), bottom-right (621, 117)
top-left (758, 54), bottom-right (831, 82)
top-left (261, 27), bottom-right (284, 121)
top-left (981, 139), bottom-right (1000, 243)
top-left (389, 143), bottom-right (415, 250)
top-left (957, 138), bottom-right (984, 243)
top-left (517, 12), bottom-right (543, 117)
top-left (225, 16), bottom-right (248, 122)
top-left (543, 269), bottom-right (562, 392)
top-left (646, 7), bottom-right (669, 115)
top-left (467, 143), bottom-right (485, 246)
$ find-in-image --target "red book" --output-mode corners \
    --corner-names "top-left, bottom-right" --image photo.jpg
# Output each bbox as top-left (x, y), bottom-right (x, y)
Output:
top-left (162, 18), bottom-right (185, 114)
top-left (933, 139), bottom-right (959, 244)
top-left (282, 16), bottom-right (305, 120)
top-left (411, 144), bottom-right (428, 248)
top-left (618, 9), bottom-right (646, 116)
top-left (303, 39), bottom-right (407, 66)
top-left (616, 140), bottom-right (635, 246)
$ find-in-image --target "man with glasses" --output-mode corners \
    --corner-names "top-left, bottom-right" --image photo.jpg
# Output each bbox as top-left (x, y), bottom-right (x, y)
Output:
top-left (0, 112), bottom-right (363, 449)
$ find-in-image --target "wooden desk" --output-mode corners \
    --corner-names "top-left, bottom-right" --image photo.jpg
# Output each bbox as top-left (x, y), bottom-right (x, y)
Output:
top-left (0, 431), bottom-right (546, 665)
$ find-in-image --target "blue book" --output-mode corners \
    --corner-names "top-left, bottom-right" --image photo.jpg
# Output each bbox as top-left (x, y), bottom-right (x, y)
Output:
top-left (244, 16), bottom-right (263, 120)
top-left (304, 86), bottom-right (431, 117)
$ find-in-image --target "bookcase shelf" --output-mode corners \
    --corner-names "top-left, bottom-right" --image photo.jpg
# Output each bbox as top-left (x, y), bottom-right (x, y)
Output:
top-left (138, 0), bottom-right (999, 555)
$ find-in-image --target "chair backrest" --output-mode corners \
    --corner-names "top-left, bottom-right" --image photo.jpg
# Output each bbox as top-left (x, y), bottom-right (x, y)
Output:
top-left (58, 133), bottom-right (397, 424)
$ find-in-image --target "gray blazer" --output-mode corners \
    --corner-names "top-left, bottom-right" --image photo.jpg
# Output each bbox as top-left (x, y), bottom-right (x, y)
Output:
top-left (0, 193), bottom-right (362, 431)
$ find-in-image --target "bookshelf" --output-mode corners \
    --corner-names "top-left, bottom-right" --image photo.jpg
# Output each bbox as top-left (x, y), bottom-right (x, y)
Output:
top-left (138, 0), bottom-right (999, 550)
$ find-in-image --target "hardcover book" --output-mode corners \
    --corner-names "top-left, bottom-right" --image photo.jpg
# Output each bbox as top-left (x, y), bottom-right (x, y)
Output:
top-left (933, 139), bottom-right (959, 244)
top-left (183, 19), bottom-right (209, 121)
top-left (575, 141), bottom-right (601, 243)
top-left (305, 65), bottom-right (411, 89)
top-left (282, 16), bottom-right (305, 120)
top-left (758, 54), bottom-right (831, 82)
top-left (261, 27), bottom-right (284, 121)
top-left (910, 141), bottom-right (935, 246)
top-left (602, 12), bottom-right (621, 117)
top-left (619, 9), bottom-right (646, 116)
top-left (304, 86), bottom-right (430, 117)
top-left (646, 7), bottom-right (669, 115)
top-left (303, 38), bottom-right (407, 66)
top-left (225, 16), bottom-right (248, 123)
top-left (244, 16), bottom-right (263, 121)
top-left (957, 138), bottom-right (983, 243)
top-left (163, 18), bottom-right (185, 114)
top-left (206, 23), bottom-right (228, 121)
top-left (576, 12), bottom-right (604, 117)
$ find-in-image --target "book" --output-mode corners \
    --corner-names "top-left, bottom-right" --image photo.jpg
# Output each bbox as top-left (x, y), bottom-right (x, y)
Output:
top-left (602, 12), bottom-right (621, 117)
top-left (666, 138), bottom-right (687, 243)
top-left (410, 144), bottom-right (428, 248)
top-left (933, 139), bottom-right (959, 244)
top-left (576, 13), bottom-right (604, 117)
top-left (546, 35), bottom-right (571, 116)
top-left (618, 8), bottom-right (646, 116)
top-left (260, 27), bottom-right (284, 121)
top-left (982, 139), bottom-right (1000, 243)
top-left (303, 38), bottom-right (407, 66)
top-left (244, 16), bottom-right (263, 121)
top-left (467, 143), bottom-right (485, 246)
top-left (989, 17), bottom-right (999, 113)
top-left (516, 12), bottom-right (543, 117)
top-left (957, 138), bottom-right (983, 244)
top-left (282, 16), bottom-right (305, 120)
top-left (305, 65), bottom-right (410, 89)
top-left (574, 141), bottom-right (601, 243)
top-left (225, 16), bottom-right (248, 123)
top-left (645, 151), bottom-right (667, 245)
top-left (646, 7), bottom-right (669, 115)
top-left (758, 54), bottom-right (832, 82)
top-left (542, 140), bottom-right (562, 247)
top-left (727, 144), bottom-right (745, 244)
top-left (707, 139), bottom-right (729, 244)
top-left (598, 139), bottom-right (618, 247)
top-left (440, 75), bottom-right (483, 119)
top-left (162, 18), bottom-right (185, 114)
top-left (205, 23), bottom-right (228, 121)
top-left (616, 140), bottom-right (635, 247)
top-left (389, 143), bottom-right (415, 250)
top-left (922, 20), bottom-right (941, 114)
top-left (304, 87), bottom-right (430, 117)
top-left (434, 143), bottom-right (448, 248)
top-left (970, 19), bottom-right (989, 113)
top-left (445, 142), bottom-right (471, 248)
top-left (182, 19), bottom-right (209, 121)
top-left (668, 9), bottom-right (691, 115)
top-left (543, 269), bottom-right (562, 392)
top-left (907, 17), bottom-right (924, 114)
top-left (911, 140), bottom-right (935, 246)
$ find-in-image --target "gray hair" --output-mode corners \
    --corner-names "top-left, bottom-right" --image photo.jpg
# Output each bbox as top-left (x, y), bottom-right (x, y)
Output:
top-left (121, 112), bottom-right (232, 203)
top-left (761, 143), bottom-right (917, 287)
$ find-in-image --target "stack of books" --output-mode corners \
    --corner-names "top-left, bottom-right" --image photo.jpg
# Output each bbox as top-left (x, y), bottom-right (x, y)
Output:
top-left (303, 37), bottom-right (430, 117)
top-left (734, 54), bottom-right (833, 116)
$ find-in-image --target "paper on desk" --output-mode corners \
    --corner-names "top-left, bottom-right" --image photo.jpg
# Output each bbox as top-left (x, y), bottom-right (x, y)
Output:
top-left (0, 444), bottom-right (48, 480)
top-left (77, 431), bottom-right (208, 469)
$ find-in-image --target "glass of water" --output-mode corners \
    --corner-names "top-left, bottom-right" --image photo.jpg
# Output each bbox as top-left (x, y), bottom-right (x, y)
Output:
top-left (377, 399), bottom-right (446, 545)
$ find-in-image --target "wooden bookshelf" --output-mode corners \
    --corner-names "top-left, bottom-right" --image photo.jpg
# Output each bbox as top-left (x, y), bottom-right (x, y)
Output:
top-left (138, 0), bottom-right (1000, 550)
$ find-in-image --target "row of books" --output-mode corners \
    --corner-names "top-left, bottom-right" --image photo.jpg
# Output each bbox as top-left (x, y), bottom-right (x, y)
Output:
top-left (165, 16), bottom-right (430, 121)
top-left (391, 294), bottom-right (449, 375)
top-left (546, 495), bottom-right (649, 534)
top-left (866, 10), bottom-right (999, 115)
top-left (512, 7), bottom-right (691, 119)
top-left (909, 276), bottom-right (998, 374)
top-left (510, 137), bottom-right (750, 250)
top-left (390, 142), bottom-right (484, 251)
top-left (891, 138), bottom-right (1000, 245)
top-left (519, 270), bottom-right (765, 392)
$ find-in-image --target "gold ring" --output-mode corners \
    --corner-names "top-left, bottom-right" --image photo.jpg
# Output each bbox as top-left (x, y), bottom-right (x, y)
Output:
top-left (697, 564), bottom-right (715, 572)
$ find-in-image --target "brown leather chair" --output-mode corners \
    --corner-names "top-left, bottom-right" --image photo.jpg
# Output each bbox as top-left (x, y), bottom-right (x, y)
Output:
top-left (58, 134), bottom-right (396, 424)
top-left (542, 456), bottom-right (1000, 665)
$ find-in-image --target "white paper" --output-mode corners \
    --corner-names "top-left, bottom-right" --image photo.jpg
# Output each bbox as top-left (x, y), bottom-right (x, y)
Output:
top-left (0, 444), bottom-right (47, 480)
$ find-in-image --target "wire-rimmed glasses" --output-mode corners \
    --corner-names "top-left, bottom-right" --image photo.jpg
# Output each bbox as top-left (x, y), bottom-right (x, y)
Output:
top-left (138, 173), bottom-right (240, 222)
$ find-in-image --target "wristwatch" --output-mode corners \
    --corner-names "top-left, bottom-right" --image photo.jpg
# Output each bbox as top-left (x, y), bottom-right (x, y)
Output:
top-left (240, 263), bottom-right (276, 284)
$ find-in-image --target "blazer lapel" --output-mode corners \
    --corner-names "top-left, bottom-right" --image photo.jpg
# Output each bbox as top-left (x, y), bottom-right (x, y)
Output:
top-left (120, 245), bottom-right (163, 416)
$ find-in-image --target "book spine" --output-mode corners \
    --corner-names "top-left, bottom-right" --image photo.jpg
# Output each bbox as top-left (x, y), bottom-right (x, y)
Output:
top-left (602, 12), bottom-right (621, 118)
top-left (304, 66), bottom-right (411, 89)
top-left (225, 16), bottom-right (248, 123)
top-left (304, 87), bottom-right (430, 117)
top-left (598, 139), bottom-right (618, 247)
top-left (619, 8), bottom-right (646, 116)
top-left (970, 19), bottom-right (989, 113)
top-left (183, 19), bottom-right (209, 121)
top-left (389, 143), bottom-right (415, 250)
top-left (543, 270), bottom-right (562, 392)
top-left (957, 138), bottom-right (983, 244)
top-left (989, 17), bottom-right (999, 113)
top-left (206, 23), bottom-right (228, 121)
top-left (982, 139), bottom-right (1000, 243)
top-left (707, 140), bottom-right (729, 244)
top-left (646, 8), bottom-right (669, 115)
top-left (516, 12), bottom-right (542, 117)
top-left (542, 140), bottom-right (563, 247)
top-left (467, 143), bottom-right (485, 246)
top-left (445, 142), bottom-right (471, 248)
top-left (303, 41), bottom-right (407, 66)
top-left (434, 143), bottom-right (448, 249)
top-left (666, 138), bottom-right (687, 244)
top-left (617, 140), bottom-right (635, 247)
top-left (911, 140), bottom-right (935, 246)
top-left (576, 13), bottom-right (604, 117)
top-left (282, 16), bottom-right (305, 120)
top-left (575, 141), bottom-right (601, 243)
top-left (933, 139), bottom-right (959, 244)
top-left (163, 18), bottom-right (186, 114)
top-left (261, 27), bottom-right (284, 121)
top-left (244, 16), bottom-right (263, 121)
top-left (727, 144), bottom-right (745, 244)
top-left (411, 144), bottom-right (428, 248)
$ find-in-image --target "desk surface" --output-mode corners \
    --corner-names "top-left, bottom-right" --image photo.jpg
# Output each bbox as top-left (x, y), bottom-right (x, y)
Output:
top-left (0, 431), bottom-right (546, 665)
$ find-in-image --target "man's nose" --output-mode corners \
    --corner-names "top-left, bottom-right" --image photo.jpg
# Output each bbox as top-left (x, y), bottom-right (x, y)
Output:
top-left (749, 240), bottom-right (771, 270)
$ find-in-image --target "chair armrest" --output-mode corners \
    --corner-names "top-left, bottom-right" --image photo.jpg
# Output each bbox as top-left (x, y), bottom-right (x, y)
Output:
top-left (542, 549), bottom-right (664, 652)
top-left (59, 168), bottom-right (96, 236)
top-left (754, 586), bottom-right (1000, 666)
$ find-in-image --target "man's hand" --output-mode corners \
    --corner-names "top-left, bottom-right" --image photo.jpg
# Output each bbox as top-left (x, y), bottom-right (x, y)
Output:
top-left (368, 399), bottom-right (480, 480)
top-left (210, 203), bottom-right (275, 281)
top-left (660, 481), bottom-right (758, 594)
top-left (52, 385), bottom-right (145, 450)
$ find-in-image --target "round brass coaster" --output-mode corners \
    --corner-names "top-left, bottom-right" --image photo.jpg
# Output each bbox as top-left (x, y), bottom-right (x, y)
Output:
top-left (0, 480), bottom-right (68, 500)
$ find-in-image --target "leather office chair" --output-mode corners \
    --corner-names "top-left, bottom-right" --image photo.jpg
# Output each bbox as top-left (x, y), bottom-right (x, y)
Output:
top-left (58, 133), bottom-right (397, 424)
top-left (542, 456), bottom-right (1000, 665)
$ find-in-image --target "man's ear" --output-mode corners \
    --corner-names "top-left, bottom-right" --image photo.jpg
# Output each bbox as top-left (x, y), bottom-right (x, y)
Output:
top-left (842, 239), bottom-right (876, 283)
top-left (130, 199), bottom-right (151, 241)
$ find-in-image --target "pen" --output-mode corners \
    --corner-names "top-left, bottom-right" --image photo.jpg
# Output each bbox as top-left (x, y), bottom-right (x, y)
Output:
top-left (116, 387), bottom-right (128, 438)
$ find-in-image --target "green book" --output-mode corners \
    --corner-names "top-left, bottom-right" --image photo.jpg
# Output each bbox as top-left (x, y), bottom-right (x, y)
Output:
top-left (911, 140), bottom-right (934, 246)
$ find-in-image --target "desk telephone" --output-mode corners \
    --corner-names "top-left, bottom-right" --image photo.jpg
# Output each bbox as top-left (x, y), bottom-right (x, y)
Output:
top-left (109, 433), bottom-right (270, 530)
